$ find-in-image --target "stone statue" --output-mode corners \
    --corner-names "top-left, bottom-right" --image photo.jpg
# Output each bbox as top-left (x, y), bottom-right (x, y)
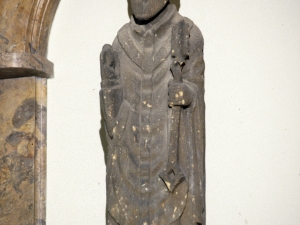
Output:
top-left (100, 1), bottom-right (205, 224)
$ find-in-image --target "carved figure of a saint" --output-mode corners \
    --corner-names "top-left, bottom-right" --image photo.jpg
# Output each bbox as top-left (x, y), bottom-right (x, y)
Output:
top-left (100, 1), bottom-right (205, 224)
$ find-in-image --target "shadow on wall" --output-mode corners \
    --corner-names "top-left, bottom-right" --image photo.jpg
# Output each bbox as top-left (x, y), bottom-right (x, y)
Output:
top-left (127, 0), bottom-right (181, 18)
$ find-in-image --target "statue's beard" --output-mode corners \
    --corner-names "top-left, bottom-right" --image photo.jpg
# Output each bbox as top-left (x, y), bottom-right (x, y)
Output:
top-left (130, 0), bottom-right (168, 21)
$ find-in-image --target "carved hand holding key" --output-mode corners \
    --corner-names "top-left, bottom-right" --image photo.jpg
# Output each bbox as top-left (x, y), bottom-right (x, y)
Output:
top-left (100, 1), bottom-right (205, 224)
top-left (168, 78), bottom-right (195, 107)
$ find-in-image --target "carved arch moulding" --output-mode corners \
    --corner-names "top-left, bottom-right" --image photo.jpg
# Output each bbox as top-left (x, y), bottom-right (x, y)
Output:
top-left (0, 0), bottom-right (60, 224)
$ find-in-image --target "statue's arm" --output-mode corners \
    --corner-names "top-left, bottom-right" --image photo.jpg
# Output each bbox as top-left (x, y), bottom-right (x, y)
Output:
top-left (179, 21), bottom-right (206, 225)
top-left (100, 44), bottom-right (123, 138)
top-left (168, 21), bottom-right (205, 108)
top-left (182, 21), bottom-right (205, 90)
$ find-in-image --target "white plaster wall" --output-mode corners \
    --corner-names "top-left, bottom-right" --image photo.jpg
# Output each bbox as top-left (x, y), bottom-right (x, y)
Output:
top-left (47, 0), bottom-right (300, 224)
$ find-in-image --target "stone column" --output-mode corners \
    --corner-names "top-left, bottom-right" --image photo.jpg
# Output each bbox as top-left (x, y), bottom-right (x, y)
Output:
top-left (0, 0), bottom-right (60, 224)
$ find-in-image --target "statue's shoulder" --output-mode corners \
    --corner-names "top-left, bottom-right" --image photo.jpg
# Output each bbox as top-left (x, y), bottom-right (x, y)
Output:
top-left (175, 15), bottom-right (204, 53)
top-left (181, 16), bottom-right (204, 43)
top-left (116, 22), bottom-right (131, 41)
top-left (111, 22), bottom-right (131, 50)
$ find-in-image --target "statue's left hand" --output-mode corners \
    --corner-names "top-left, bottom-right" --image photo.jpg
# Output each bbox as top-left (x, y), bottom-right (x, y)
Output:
top-left (168, 81), bottom-right (194, 107)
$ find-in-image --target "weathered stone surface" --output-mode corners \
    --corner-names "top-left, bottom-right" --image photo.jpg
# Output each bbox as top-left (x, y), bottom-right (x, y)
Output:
top-left (0, 0), bottom-right (60, 79)
top-left (0, 77), bottom-right (36, 225)
top-left (0, 0), bottom-right (33, 54)
top-left (0, 0), bottom-right (60, 56)
top-left (0, 77), bottom-right (48, 225)
top-left (0, 53), bottom-right (54, 79)
top-left (0, 0), bottom-right (59, 224)
top-left (34, 77), bottom-right (48, 225)
top-left (100, 1), bottom-right (205, 224)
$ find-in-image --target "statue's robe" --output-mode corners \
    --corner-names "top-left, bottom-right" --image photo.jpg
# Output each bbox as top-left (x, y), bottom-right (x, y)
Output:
top-left (101, 4), bottom-right (205, 225)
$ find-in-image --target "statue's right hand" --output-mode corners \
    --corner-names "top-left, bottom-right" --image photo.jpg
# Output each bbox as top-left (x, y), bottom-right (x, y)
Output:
top-left (100, 44), bottom-right (119, 80)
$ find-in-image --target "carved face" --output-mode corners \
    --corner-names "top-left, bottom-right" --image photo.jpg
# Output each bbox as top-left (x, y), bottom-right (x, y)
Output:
top-left (130, 0), bottom-right (168, 20)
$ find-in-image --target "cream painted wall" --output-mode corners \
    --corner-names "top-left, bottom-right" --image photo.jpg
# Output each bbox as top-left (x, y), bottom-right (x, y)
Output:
top-left (47, 0), bottom-right (300, 224)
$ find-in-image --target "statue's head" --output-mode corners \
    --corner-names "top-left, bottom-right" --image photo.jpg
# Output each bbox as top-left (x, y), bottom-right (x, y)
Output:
top-left (130, 0), bottom-right (168, 21)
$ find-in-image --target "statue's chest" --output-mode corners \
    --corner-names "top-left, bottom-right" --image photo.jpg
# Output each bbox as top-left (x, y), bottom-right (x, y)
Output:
top-left (118, 31), bottom-right (174, 113)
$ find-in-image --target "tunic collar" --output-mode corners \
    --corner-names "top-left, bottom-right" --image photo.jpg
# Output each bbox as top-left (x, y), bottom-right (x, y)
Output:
top-left (130, 4), bottom-right (177, 36)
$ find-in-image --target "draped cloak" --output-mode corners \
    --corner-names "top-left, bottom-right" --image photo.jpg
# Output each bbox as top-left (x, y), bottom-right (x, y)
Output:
top-left (100, 4), bottom-right (205, 225)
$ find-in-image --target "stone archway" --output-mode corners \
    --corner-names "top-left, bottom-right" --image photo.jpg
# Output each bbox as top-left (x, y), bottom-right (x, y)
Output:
top-left (0, 0), bottom-right (60, 224)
